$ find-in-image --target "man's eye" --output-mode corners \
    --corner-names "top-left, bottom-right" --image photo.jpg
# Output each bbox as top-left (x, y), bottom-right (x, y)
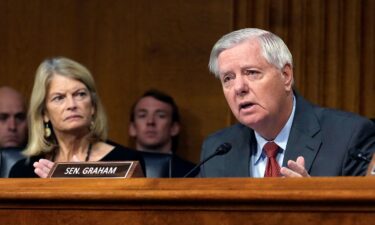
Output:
top-left (222, 74), bottom-right (233, 83)
top-left (157, 113), bottom-right (167, 119)
top-left (0, 114), bottom-right (9, 121)
top-left (136, 114), bottom-right (146, 119)
top-left (15, 113), bottom-right (26, 121)
top-left (244, 70), bottom-right (259, 75)
top-left (223, 76), bottom-right (230, 83)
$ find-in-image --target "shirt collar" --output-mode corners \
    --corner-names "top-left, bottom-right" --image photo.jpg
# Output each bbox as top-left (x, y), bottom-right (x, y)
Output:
top-left (253, 95), bottom-right (296, 164)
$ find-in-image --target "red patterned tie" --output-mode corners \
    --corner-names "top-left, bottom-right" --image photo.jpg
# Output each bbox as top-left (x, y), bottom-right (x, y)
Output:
top-left (264, 142), bottom-right (280, 177)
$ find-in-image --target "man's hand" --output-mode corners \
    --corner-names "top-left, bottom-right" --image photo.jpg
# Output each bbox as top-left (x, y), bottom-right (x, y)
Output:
top-left (280, 156), bottom-right (311, 177)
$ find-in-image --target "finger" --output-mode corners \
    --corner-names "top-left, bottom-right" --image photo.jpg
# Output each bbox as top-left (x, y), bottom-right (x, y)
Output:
top-left (33, 161), bottom-right (40, 169)
top-left (287, 158), bottom-right (310, 177)
top-left (287, 160), bottom-right (307, 176)
top-left (38, 159), bottom-right (55, 169)
top-left (34, 168), bottom-right (48, 178)
top-left (33, 161), bottom-right (46, 171)
top-left (72, 155), bottom-right (80, 162)
top-left (296, 156), bottom-right (305, 167)
top-left (280, 166), bottom-right (303, 177)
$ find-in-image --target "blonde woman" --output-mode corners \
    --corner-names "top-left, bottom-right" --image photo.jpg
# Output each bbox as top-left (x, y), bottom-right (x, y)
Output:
top-left (10, 57), bottom-right (143, 177)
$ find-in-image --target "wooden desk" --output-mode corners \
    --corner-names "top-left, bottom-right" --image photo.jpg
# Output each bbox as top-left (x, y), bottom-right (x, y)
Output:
top-left (1, 177), bottom-right (375, 225)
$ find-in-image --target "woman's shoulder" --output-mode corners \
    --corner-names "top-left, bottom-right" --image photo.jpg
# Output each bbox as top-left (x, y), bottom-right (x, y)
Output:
top-left (96, 141), bottom-right (145, 175)
top-left (101, 141), bottom-right (142, 161)
top-left (9, 155), bottom-right (42, 178)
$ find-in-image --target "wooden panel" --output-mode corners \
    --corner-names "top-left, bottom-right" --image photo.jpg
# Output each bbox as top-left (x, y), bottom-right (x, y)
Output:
top-left (118, 0), bottom-right (233, 161)
top-left (234, 0), bottom-right (375, 118)
top-left (0, 178), bottom-right (375, 225)
top-left (0, 0), bottom-right (233, 162)
top-left (360, 0), bottom-right (375, 116)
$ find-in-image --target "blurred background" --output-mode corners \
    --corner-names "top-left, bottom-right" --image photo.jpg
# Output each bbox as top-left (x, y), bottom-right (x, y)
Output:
top-left (0, 0), bottom-right (373, 162)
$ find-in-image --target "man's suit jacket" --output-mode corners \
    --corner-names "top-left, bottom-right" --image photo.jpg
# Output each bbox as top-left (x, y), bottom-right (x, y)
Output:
top-left (200, 94), bottom-right (375, 177)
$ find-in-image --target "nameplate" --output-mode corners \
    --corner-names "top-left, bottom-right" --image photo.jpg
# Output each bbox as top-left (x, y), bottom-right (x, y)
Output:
top-left (48, 161), bottom-right (144, 178)
top-left (366, 153), bottom-right (375, 176)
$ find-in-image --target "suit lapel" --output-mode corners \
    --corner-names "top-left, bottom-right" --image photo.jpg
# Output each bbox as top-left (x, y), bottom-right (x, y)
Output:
top-left (283, 95), bottom-right (322, 172)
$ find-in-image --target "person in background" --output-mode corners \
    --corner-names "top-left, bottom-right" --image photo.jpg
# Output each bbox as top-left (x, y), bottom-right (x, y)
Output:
top-left (9, 57), bottom-right (143, 178)
top-left (129, 89), bottom-right (197, 177)
top-left (0, 86), bottom-right (28, 148)
top-left (200, 28), bottom-right (375, 177)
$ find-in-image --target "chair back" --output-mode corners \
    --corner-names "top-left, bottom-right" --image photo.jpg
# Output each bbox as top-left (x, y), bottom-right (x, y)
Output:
top-left (140, 151), bottom-right (172, 178)
top-left (0, 147), bottom-right (26, 178)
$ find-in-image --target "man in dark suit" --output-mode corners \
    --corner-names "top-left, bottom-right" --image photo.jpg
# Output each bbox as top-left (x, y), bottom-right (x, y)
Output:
top-left (200, 28), bottom-right (375, 177)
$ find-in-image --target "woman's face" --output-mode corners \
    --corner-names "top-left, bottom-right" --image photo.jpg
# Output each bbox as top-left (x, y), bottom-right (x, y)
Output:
top-left (43, 74), bottom-right (95, 136)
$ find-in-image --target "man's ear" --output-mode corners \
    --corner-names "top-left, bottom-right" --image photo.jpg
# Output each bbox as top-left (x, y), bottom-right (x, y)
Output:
top-left (128, 122), bottom-right (137, 137)
top-left (282, 64), bottom-right (294, 91)
top-left (170, 122), bottom-right (180, 137)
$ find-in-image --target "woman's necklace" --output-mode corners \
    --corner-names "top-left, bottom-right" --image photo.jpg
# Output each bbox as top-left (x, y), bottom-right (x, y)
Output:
top-left (51, 143), bottom-right (92, 162)
top-left (85, 143), bottom-right (92, 161)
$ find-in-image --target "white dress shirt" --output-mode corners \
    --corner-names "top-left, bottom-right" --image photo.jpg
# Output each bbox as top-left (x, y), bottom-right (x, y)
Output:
top-left (250, 96), bottom-right (296, 177)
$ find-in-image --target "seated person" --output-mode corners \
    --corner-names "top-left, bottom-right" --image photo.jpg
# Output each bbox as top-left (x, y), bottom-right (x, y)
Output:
top-left (0, 86), bottom-right (28, 177)
top-left (200, 28), bottom-right (375, 177)
top-left (0, 86), bottom-right (28, 149)
top-left (129, 89), bottom-right (197, 177)
top-left (9, 57), bottom-right (143, 178)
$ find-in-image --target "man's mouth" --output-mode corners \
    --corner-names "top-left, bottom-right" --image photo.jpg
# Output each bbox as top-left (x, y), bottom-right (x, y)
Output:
top-left (5, 136), bottom-right (18, 142)
top-left (239, 102), bottom-right (255, 110)
top-left (145, 131), bottom-right (157, 135)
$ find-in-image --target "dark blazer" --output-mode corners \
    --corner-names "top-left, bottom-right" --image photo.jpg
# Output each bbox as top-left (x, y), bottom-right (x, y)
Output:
top-left (106, 140), bottom-right (197, 177)
top-left (9, 145), bottom-right (145, 178)
top-left (200, 94), bottom-right (375, 177)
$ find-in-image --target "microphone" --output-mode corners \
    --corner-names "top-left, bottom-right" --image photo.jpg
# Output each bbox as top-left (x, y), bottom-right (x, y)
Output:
top-left (183, 142), bottom-right (232, 178)
top-left (349, 149), bottom-right (371, 163)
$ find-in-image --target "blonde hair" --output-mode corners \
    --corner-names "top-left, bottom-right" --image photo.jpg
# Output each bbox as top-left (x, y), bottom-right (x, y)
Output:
top-left (24, 57), bottom-right (108, 156)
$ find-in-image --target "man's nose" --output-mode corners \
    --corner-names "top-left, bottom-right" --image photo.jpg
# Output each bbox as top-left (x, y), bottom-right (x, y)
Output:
top-left (7, 117), bottom-right (17, 131)
top-left (234, 76), bottom-right (249, 96)
top-left (146, 116), bottom-right (156, 125)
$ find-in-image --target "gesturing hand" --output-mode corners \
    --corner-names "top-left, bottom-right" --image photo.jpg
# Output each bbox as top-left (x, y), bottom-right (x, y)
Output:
top-left (280, 156), bottom-right (311, 177)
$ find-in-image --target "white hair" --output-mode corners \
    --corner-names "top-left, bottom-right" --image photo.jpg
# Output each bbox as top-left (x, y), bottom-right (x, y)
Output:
top-left (208, 28), bottom-right (293, 78)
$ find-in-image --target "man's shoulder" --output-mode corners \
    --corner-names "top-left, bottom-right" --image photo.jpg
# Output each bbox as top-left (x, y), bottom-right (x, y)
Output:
top-left (206, 123), bottom-right (250, 140)
top-left (295, 94), bottom-right (373, 129)
top-left (313, 104), bottom-right (373, 127)
top-left (202, 123), bottom-right (253, 153)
